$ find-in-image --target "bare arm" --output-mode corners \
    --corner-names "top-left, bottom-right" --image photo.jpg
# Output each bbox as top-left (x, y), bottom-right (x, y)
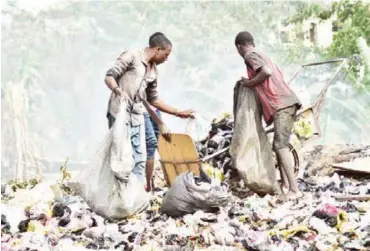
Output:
top-left (150, 99), bottom-right (179, 116)
top-left (241, 51), bottom-right (272, 87)
top-left (240, 66), bottom-right (272, 87)
top-left (142, 99), bottom-right (171, 141)
top-left (142, 100), bottom-right (165, 126)
top-left (146, 81), bottom-right (194, 118)
top-left (151, 99), bottom-right (194, 118)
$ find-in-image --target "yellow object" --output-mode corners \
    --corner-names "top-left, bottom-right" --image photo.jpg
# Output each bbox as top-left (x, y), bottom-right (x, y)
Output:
top-left (25, 205), bottom-right (32, 212)
top-left (46, 209), bottom-right (53, 218)
top-left (158, 134), bottom-right (201, 187)
top-left (293, 119), bottom-right (313, 139)
top-left (60, 158), bottom-right (72, 182)
top-left (293, 109), bottom-right (314, 139)
top-left (238, 215), bottom-right (249, 222)
top-left (335, 211), bottom-right (348, 232)
top-left (27, 220), bottom-right (47, 234)
top-left (151, 205), bottom-right (160, 212)
top-left (270, 225), bottom-right (311, 239)
top-left (212, 112), bottom-right (232, 124)
top-left (279, 225), bottom-right (311, 239)
top-left (11, 239), bottom-right (22, 246)
top-left (201, 163), bottom-right (224, 182)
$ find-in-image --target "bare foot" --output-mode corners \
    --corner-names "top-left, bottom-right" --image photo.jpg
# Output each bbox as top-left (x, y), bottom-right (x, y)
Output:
top-left (280, 184), bottom-right (289, 194)
top-left (144, 184), bottom-right (151, 193)
top-left (285, 190), bottom-right (303, 201)
top-left (276, 193), bottom-right (287, 204)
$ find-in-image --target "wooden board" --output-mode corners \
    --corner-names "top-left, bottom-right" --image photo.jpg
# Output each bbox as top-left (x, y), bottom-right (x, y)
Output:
top-left (158, 133), bottom-right (201, 186)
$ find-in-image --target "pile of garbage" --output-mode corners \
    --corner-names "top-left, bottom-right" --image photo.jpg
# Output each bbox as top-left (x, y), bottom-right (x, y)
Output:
top-left (193, 113), bottom-right (235, 176)
top-left (2, 143), bottom-right (370, 251)
top-left (192, 111), bottom-right (315, 179)
top-left (302, 144), bottom-right (370, 176)
top-left (2, 106), bottom-right (370, 250)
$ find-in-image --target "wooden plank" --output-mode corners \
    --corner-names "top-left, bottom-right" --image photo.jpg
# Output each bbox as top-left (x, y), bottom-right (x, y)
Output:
top-left (334, 195), bottom-right (370, 202)
top-left (158, 135), bottom-right (178, 186)
top-left (332, 165), bottom-right (370, 175)
top-left (178, 135), bottom-right (200, 176)
top-left (332, 157), bottom-right (370, 176)
top-left (158, 133), bottom-right (200, 186)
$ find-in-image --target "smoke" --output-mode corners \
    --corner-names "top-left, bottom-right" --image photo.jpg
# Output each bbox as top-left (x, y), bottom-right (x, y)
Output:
top-left (1, 1), bottom-right (369, 179)
top-left (288, 61), bottom-right (370, 145)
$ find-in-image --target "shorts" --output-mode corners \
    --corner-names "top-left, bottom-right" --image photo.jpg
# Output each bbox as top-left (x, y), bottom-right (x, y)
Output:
top-left (144, 110), bottom-right (161, 159)
top-left (273, 105), bottom-right (298, 150)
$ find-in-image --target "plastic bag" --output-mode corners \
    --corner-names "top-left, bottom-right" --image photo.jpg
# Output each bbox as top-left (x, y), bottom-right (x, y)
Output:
top-left (185, 114), bottom-right (211, 142)
top-left (67, 101), bottom-right (149, 220)
top-left (160, 172), bottom-right (230, 217)
top-left (293, 109), bottom-right (315, 140)
top-left (229, 84), bottom-right (277, 195)
top-left (201, 163), bottom-right (225, 183)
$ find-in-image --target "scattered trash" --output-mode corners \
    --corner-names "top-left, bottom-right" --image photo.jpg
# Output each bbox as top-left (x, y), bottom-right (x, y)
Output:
top-left (192, 113), bottom-right (234, 175)
top-left (1, 115), bottom-right (369, 251)
top-left (201, 163), bottom-right (224, 183)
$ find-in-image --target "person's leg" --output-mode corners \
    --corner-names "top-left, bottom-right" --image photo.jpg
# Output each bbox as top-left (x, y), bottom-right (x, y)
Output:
top-left (150, 110), bottom-right (162, 190)
top-left (144, 113), bottom-right (158, 192)
top-left (131, 123), bottom-right (147, 182)
top-left (277, 157), bottom-right (289, 192)
top-left (273, 105), bottom-right (302, 199)
top-left (151, 110), bottom-right (161, 139)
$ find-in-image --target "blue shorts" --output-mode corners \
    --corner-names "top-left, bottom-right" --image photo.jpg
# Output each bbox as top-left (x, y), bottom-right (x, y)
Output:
top-left (144, 110), bottom-right (161, 159)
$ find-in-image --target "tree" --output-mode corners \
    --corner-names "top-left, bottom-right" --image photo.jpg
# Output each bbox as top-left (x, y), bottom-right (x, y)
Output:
top-left (289, 0), bottom-right (370, 88)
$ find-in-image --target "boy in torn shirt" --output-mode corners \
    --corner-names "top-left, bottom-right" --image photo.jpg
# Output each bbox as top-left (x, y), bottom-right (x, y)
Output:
top-left (104, 32), bottom-right (194, 185)
top-left (234, 31), bottom-right (303, 200)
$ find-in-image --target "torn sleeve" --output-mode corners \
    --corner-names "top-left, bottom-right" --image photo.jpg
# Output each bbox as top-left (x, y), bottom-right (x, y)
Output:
top-left (106, 51), bottom-right (134, 82)
top-left (244, 51), bottom-right (269, 72)
top-left (146, 80), bottom-right (159, 103)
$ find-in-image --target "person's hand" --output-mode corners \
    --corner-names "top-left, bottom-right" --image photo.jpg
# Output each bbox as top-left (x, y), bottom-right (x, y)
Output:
top-left (159, 123), bottom-right (171, 142)
top-left (176, 109), bottom-right (195, 119)
top-left (114, 87), bottom-right (129, 102)
top-left (239, 77), bottom-right (250, 87)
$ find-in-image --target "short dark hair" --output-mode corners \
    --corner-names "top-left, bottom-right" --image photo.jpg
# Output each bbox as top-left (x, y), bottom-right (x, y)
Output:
top-left (235, 31), bottom-right (255, 46)
top-left (149, 32), bottom-right (172, 49)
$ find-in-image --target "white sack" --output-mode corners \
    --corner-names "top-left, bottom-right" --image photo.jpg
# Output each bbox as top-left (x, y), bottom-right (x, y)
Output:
top-left (67, 101), bottom-right (149, 220)
top-left (229, 83), bottom-right (277, 194)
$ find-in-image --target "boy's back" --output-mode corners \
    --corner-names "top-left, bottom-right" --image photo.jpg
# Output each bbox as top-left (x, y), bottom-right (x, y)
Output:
top-left (244, 48), bottom-right (301, 125)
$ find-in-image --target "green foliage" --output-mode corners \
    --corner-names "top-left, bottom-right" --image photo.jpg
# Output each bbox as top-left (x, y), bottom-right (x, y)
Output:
top-left (289, 0), bottom-right (370, 87)
top-left (290, 2), bottom-right (333, 23)
top-left (7, 178), bottom-right (40, 192)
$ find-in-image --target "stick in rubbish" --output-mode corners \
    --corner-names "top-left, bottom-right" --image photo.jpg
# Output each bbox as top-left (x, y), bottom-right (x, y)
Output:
top-left (334, 195), bottom-right (370, 201)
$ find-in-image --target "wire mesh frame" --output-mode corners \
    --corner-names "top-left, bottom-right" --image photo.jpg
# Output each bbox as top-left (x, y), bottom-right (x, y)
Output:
top-left (287, 58), bottom-right (349, 137)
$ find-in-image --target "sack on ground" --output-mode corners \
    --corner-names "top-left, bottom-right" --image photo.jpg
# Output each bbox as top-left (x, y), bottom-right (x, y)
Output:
top-left (229, 83), bottom-right (277, 195)
top-left (160, 172), bottom-right (230, 217)
top-left (67, 101), bottom-right (149, 220)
